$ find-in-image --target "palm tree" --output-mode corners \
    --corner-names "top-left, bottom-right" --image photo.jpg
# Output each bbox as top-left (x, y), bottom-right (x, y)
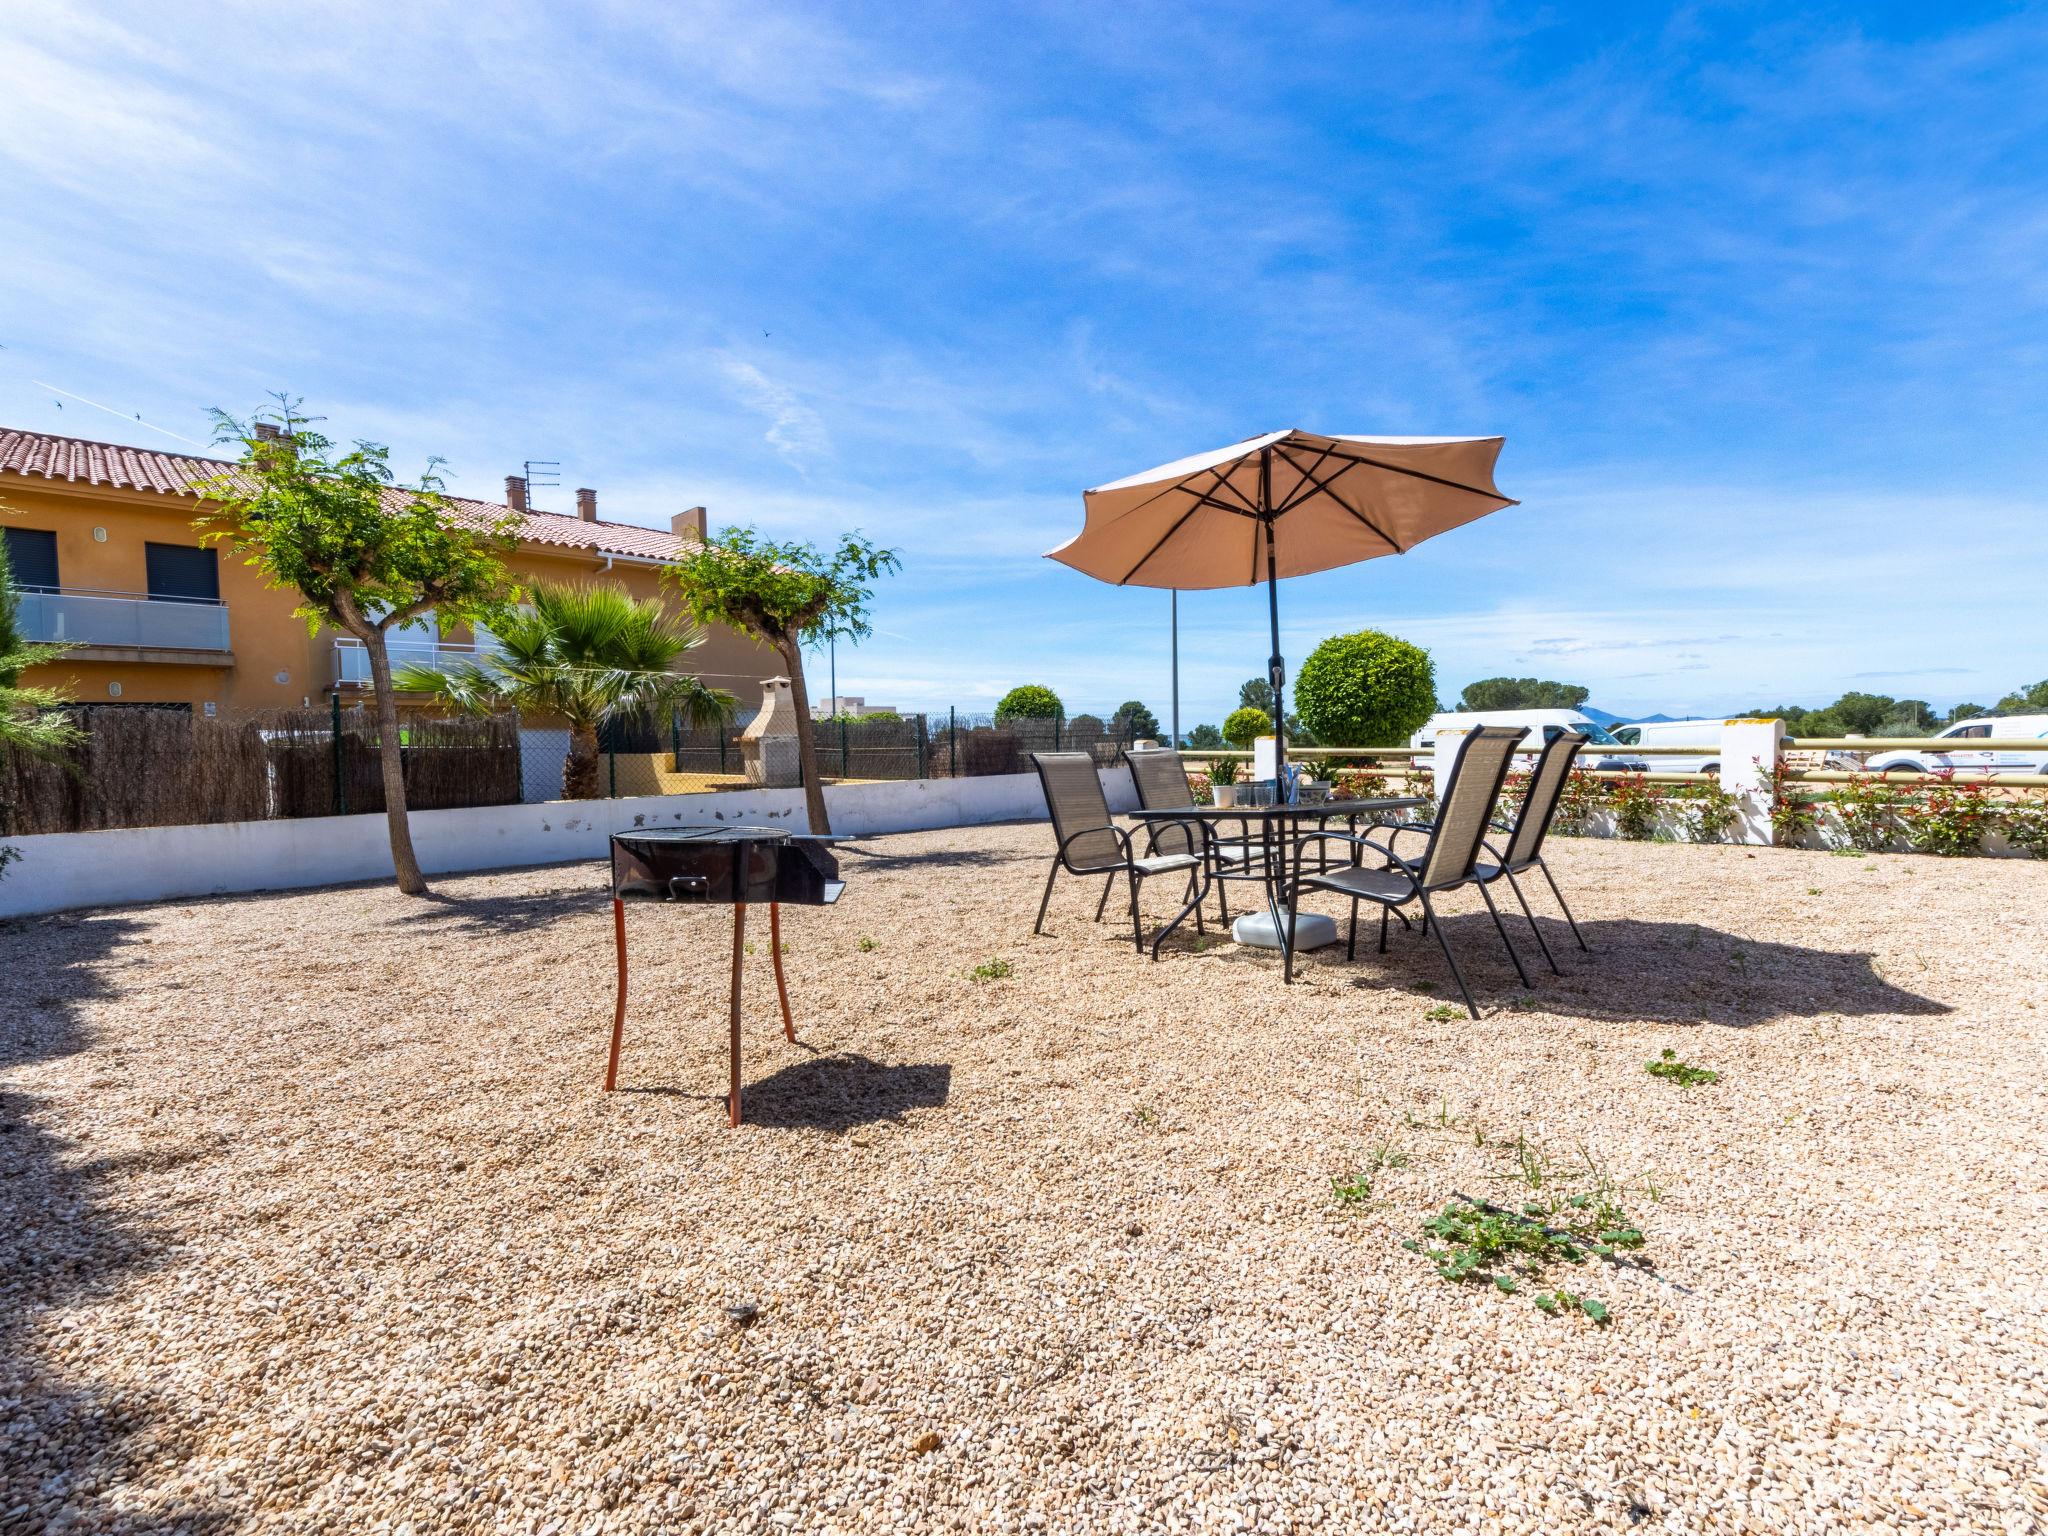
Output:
top-left (394, 582), bottom-right (734, 800)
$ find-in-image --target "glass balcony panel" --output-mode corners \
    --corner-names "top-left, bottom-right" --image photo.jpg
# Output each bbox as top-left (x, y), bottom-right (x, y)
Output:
top-left (18, 590), bottom-right (231, 651)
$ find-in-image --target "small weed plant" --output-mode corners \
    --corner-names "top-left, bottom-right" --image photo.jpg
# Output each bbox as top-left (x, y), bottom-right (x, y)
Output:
top-left (1330, 1173), bottom-right (1375, 1206)
top-left (1646, 1047), bottom-right (1719, 1086)
top-left (1423, 1003), bottom-right (1464, 1022)
top-left (1403, 1140), bottom-right (1649, 1323)
top-left (968, 957), bottom-right (1013, 983)
top-left (857, 935), bottom-right (878, 952)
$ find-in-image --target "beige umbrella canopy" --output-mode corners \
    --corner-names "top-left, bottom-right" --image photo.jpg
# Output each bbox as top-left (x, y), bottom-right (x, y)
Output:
top-left (1046, 429), bottom-right (1515, 773)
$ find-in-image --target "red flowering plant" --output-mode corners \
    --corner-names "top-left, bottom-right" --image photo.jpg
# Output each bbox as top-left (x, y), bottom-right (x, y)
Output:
top-left (2003, 799), bottom-right (2048, 860)
top-left (1761, 757), bottom-right (1817, 845)
top-left (1552, 768), bottom-right (1603, 834)
top-left (1331, 763), bottom-right (1392, 802)
top-left (1826, 772), bottom-right (1908, 852)
top-left (1903, 769), bottom-right (1996, 856)
top-left (1606, 773), bottom-right (1663, 840)
top-left (1185, 769), bottom-right (1214, 807)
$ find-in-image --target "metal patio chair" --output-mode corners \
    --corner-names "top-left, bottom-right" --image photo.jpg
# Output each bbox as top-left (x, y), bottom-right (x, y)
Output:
top-left (1375, 729), bottom-right (1594, 975)
top-left (1287, 725), bottom-right (1533, 1018)
top-left (1030, 751), bottom-right (1209, 958)
top-left (1123, 745), bottom-right (1255, 922)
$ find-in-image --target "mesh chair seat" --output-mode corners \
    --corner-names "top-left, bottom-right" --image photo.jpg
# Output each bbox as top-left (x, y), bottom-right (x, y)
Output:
top-left (1134, 852), bottom-right (1202, 875)
top-left (1296, 865), bottom-right (1413, 903)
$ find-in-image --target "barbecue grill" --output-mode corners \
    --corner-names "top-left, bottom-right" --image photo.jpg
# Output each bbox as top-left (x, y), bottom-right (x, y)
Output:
top-left (606, 826), bottom-right (845, 1125)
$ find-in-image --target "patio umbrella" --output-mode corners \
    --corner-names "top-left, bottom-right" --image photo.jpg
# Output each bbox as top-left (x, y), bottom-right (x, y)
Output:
top-left (1047, 430), bottom-right (1515, 779)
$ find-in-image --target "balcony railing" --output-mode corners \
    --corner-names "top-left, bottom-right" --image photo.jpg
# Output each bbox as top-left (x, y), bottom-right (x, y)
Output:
top-left (18, 588), bottom-right (231, 652)
top-left (333, 638), bottom-right (498, 687)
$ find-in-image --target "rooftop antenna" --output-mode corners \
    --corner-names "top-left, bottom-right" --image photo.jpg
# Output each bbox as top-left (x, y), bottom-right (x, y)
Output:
top-left (523, 459), bottom-right (561, 512)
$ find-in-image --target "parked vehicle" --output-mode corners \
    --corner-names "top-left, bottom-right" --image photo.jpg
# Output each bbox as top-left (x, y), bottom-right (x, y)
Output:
top-left (1863, 715), bottom-right (2048, 776)
top-left (1612, 718), bottom-right (1861, 775)
top-left (1610, 718), bottom-right (1723, 774)
top-left (1411, 710), bottom-right (1646, 772)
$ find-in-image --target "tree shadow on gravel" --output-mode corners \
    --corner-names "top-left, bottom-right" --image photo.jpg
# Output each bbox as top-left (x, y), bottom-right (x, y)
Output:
top-left (830, 842), bottom-right (1021, 871)
top-left (737, 1053), bottom-right (953, 1131)
top-left (1290, 909), bottom-right (1950, 1027)
top-left (401, 880), bottom-right (610, 936)
top-left (0, 914), bottom-right (236, 1533)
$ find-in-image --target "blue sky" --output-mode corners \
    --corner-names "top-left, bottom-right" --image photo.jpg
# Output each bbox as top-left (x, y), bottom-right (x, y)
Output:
top-left (3, 2), bottom-right (2045, 728)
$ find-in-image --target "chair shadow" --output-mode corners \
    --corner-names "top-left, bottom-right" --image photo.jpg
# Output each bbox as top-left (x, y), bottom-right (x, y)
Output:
top-left (0, 914), bottom-right (235, 1531)
top-left (1171, 901), bottom-right (1949, 1036)
top-left (737, 1053), bottom-right (953, 1131)
top-left (1277, 907), bottom-right (1949, 1027)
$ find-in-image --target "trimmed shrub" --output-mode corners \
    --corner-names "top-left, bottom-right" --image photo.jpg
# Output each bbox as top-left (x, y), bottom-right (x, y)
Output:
top-left (1294, 631), bottom-right (1436, 747)
top-left (1223, 706), bottom-right (1272, 749)
top-left (994, 685), bottom-right (1062, 723)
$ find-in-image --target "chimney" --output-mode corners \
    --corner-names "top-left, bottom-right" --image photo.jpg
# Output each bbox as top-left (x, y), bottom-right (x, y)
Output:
top-left (505, 475), bottom-right (529, 513)
top-left (576, 487), bottom-right (598, 522)
top-left (252, 422), bottom-right (283, 443)
top-left (671, 505), bottom-right (708, 543)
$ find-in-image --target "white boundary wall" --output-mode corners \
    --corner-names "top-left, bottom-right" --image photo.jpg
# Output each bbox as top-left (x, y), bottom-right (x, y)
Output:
top-left (0, 767), bottom-right (1137, 920)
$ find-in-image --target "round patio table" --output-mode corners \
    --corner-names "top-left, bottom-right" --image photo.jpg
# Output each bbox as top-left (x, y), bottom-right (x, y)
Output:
top-left (1128, 797), bottom-right (1425, 983)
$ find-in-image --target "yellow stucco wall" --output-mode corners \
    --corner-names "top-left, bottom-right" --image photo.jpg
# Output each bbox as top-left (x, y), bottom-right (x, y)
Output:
top-left (1, 477), bottom-right (776, 714)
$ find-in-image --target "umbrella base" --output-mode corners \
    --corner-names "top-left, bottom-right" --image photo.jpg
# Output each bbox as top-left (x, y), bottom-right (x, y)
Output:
top-left (1232, 910), bottom-right (1339, 951)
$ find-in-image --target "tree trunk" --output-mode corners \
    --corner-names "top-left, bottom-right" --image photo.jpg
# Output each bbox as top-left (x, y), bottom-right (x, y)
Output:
top-left (363, 630), bottom-right (429, 896)
top-left (564, 725), bottom-right (603, 800)
top-left (780, 638), bottom-right (830, 834)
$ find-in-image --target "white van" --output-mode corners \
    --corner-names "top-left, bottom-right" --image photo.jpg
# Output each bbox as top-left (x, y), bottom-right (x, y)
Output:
top-left (1610, 718), bottom-right (1725, 775)
top-left (1612, 718), bottom-right (1862, 774)
top-left (1863, 715), bottom-right (2048, 776)
top-left (1410, 710), bottom-right (1647, 772)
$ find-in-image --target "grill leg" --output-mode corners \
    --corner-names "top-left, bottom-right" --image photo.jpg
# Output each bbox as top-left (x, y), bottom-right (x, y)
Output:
top-left (729, 902), bottom-right (747, 1128)
top-left (605, 897), bottom-right (627, 1091)
top-left (769, 901), bottom-right (795, 1042)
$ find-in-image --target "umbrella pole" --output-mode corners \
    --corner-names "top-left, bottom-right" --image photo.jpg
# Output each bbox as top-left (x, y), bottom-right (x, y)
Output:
top-left (1260, 448), bottom-right (1285, 786)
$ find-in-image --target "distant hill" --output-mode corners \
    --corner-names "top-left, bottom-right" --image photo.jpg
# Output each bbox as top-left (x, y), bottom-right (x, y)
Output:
top-left (1577, 705), bottom-right (1627, 725)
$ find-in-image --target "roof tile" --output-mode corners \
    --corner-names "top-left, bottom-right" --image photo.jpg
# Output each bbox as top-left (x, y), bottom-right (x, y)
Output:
top-left (0, 426), bottom-right (688, 561)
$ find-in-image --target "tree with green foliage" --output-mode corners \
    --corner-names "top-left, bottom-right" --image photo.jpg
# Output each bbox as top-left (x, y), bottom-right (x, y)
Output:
top-left (665, 528), bottom-right (899, 834)
top-left (1456, 676), bottom-right (1589, 711)
top-left (1222, 706), bottom-right (1271, 750)
top-left (1945, 701), bottom-right (1993, 724)
top-left (1235, 679), bottom-right (1312, 744)
top-left (1999, 679), bottom-right (2048, 713)
top-left (995, 684), bottom-right (1063, 723)
top-left (394, 581), bottom-right (733, 800)
top-left (194, 400), bottom-right (519, 895)
top-left (1295, 630), bottom-right (1438, 748)
top-left (1111, 699), bottom-right (1161, 740)
top-left (1185, 723), bottom-right (1225, 749)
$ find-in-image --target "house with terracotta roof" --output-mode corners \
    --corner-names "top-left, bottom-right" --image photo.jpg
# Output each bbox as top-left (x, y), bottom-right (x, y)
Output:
top-left (0, 426), bottom-right (771, 716)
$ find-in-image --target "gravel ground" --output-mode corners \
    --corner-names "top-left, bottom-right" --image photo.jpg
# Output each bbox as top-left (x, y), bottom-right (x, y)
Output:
top-left (3, 824), bottom-right (2045, 1535)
